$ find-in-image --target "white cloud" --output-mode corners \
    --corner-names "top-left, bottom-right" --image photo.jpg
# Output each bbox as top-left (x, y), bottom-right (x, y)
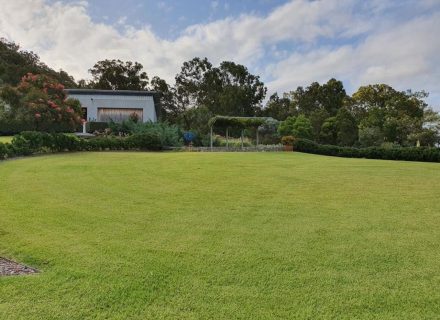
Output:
top-left (0, 0), bottom-right (439, 109)
top-left (266, 12), bottom-right (440, 105)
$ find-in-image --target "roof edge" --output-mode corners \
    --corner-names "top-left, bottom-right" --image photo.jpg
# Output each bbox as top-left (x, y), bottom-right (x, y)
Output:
top-left (65, 89), bottom-right (157, 96)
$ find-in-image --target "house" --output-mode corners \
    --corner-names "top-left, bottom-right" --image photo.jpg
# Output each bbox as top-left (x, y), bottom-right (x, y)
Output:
top-left (65, 89), bottom-right (159, 123)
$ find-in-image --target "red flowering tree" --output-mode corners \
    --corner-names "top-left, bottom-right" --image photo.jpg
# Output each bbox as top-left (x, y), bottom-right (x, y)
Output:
top-left (0, 73), bottom-right (82, 131)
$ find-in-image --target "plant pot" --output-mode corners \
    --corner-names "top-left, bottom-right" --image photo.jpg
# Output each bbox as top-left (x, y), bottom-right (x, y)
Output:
top-left (283, 145), bottom-right (293, 152)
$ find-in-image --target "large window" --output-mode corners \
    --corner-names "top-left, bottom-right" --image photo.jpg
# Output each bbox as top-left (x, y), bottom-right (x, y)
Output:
top-left (97, 108), bottom-right (143, 123)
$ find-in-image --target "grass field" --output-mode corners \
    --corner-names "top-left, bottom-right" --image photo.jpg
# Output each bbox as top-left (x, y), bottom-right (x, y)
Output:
top-left (0, 136), bottom-right (12, 143)
top-left (1, 152), bottom-right (439, 319)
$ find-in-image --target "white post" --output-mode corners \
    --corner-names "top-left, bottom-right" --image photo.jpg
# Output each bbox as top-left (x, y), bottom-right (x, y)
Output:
top-left (82, 121), bottom-right (87, 134)
top-left (226, 128), bottom-right (229, 150)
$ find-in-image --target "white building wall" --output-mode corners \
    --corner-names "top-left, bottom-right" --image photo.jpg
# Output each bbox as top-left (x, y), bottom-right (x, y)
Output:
top-left (68, 92), bottom-right (157, 122)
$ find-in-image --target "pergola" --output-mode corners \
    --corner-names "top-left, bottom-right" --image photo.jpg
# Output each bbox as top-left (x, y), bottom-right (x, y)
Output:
top-left (208, 116), bottom-right (274, 150)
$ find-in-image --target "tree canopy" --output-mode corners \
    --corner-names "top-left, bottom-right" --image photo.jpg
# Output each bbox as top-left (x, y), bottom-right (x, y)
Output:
top-left (0, 38), bottom-right (76, 88)
top-left (175, 57), bottom-right (267, 117)
top-left (80, 59), bottom-right (149, 90)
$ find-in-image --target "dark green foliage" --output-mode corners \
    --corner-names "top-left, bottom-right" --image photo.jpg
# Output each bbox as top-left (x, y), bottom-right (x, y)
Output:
top-left (351, 85), bottom-right (430, 145)
top-left (277, 115), bottom-right (312, 139)
top-left (292, 114), bottom-right (313, 139)
top-left (319, 117), bottom-right (337, 145)
top-left (126, 132), bottom-right (162, 150)
top-left (178, 106), bottom-right (213, 146)
top-left (88, 121), bottom-right (110, 133)
top-left (259, 92), bottom-right (293, 120)
top-left (0, 142), bottom-right (8, 159)
top-left (0, 119), bottom-right (35, 135)
top-left (335, 107), bottom-right (358, 146)
top-left (109, 121), bottom-right (182, 147)
top-left (294, 138), bottom-right (440, 162)
top-left (0, 38), bottom-right (76, 87)
top-left (175, 57), bottom-right (266, 117)
top-left (309, 109), bottom-right (330, 141)
top-left (208, 116), bottom-right (269, 129)
top-left (0, 119), bottom-right (105, 135)
top-left (359, 126), bottom-right (384, 147)
top-left (0, 131), bottom-right (169, 160)
top-left (150, 76), bottom-right (177, 122)
top-left (289, 78), bottom-right (346, 116)
top-left (277, 116), bottom-right (296, 137)
top-left (83, 59), bottom-right (149, 90)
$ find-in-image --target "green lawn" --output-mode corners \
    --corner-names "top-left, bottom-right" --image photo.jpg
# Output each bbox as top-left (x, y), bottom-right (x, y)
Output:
top-left (0, 136), bottom-right (12, 143)
top-left (1, 152), bottom-right (439, 319)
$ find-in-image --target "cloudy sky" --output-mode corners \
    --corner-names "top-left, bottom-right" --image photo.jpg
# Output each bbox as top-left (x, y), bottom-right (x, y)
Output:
top-left (1, 0), bottom-right (439, 108)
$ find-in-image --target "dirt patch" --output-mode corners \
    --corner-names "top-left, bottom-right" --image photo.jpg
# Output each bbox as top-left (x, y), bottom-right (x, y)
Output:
top-left (0, 257), bottom-right (38, 276)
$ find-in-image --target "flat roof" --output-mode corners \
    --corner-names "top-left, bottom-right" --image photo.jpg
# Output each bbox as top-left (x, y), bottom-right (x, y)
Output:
top-left (65, 89), bottom-right (156, 96)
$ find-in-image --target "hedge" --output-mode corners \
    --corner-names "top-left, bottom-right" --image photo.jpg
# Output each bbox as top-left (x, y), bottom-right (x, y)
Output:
top-left (294, 139), bottom-right (440, 162)
top-left (0, 120), bottom-right (109, 135)
top-left (0, 131), bottom-right (163, 160)
top-left (0, 119), bottom-right (77, 135)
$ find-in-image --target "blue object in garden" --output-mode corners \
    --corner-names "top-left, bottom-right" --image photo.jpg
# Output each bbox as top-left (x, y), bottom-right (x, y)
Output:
top-left (183, 131), bottom-right (196, 143)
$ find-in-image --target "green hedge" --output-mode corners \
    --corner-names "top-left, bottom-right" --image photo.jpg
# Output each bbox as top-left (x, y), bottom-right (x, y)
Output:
top-left (294, 139), bottom-right (440, 162)
top-left (0, 119), bottom-right (78, 135)
top-left (0, 120), bottom-right (110, 135)
top-left (0, 131), bottom-right (163, 160)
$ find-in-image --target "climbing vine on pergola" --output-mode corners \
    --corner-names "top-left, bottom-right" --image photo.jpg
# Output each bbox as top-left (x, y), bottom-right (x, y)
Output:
top-left (208, 116), bottom-right (274, 149)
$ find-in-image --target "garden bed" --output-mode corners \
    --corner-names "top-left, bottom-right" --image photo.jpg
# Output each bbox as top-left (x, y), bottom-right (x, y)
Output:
top-left (0, 257), bottom-right (38, 276)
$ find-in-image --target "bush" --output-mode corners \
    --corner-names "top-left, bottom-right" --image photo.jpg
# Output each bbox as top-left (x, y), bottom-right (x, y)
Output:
top-left (88, 122), bottom-right (110, 133)
top-left (0, 118), bottom-right (77, 135)
top-left (126, 132), bottom-right (162, 150)
top-left (293, 138), bottom-right (440, 162)
top-left (281, 136), bottom-right (295, 146)
top-left (0, 142), bottom-right (7, 159)
top-left (111, 120), bottom-right (182, 147)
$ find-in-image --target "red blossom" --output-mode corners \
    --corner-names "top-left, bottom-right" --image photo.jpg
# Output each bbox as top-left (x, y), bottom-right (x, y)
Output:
top-left (48, 100), bottom-right (58, 109)
top-left (35, 113), bottom-right (41, 119)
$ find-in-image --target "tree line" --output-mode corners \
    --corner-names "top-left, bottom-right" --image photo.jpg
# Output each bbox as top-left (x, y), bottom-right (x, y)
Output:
top-left (1, 38), bottom-right (439, 147)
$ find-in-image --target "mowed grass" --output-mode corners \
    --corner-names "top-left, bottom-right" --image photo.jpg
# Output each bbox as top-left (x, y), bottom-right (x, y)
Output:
top-left (0, 152), bottom-right (440, 319)
top-left (0, 136), bottom-right (12, 143)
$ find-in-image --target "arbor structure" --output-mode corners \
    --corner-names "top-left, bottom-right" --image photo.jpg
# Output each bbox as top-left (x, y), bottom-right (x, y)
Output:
top-left (208, 116), bottom-right (273, 150)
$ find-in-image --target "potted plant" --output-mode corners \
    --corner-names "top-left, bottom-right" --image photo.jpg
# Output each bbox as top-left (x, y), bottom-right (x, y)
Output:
top-left (281, 135), bottom-right (295, 151)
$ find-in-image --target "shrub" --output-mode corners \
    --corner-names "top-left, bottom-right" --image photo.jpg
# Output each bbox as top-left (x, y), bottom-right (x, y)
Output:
top-left (0, 118), bottom-right (77, 135)
top-left (0, 142), bottom-right (7, 159)
top-left (281, 136), bottom-right (295, 146)
top-left (88, 122), bottom-right (110, 133)
top-left (126, 132), bottom-right (163, 150)
top-left (111, 121), bottom-right (182, 147)
top-left (51, 133), bottom-right (81, 152)
top-left (0, 73), bottom-right (83, 132)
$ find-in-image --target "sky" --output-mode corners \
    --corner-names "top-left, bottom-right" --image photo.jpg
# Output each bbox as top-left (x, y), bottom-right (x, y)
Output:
top-left (1, 0), bottom-right (440, 109)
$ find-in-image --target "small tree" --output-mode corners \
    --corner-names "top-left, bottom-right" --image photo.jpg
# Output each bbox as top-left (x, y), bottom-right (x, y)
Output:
top-left (0, 73), bottom-right (82, 131)
top-left (278, 115), bottom-right (313, 139)
top-left (277, 116), bottom-right (296, 136)
top-left (292, 114), bottom-right (313, 139)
